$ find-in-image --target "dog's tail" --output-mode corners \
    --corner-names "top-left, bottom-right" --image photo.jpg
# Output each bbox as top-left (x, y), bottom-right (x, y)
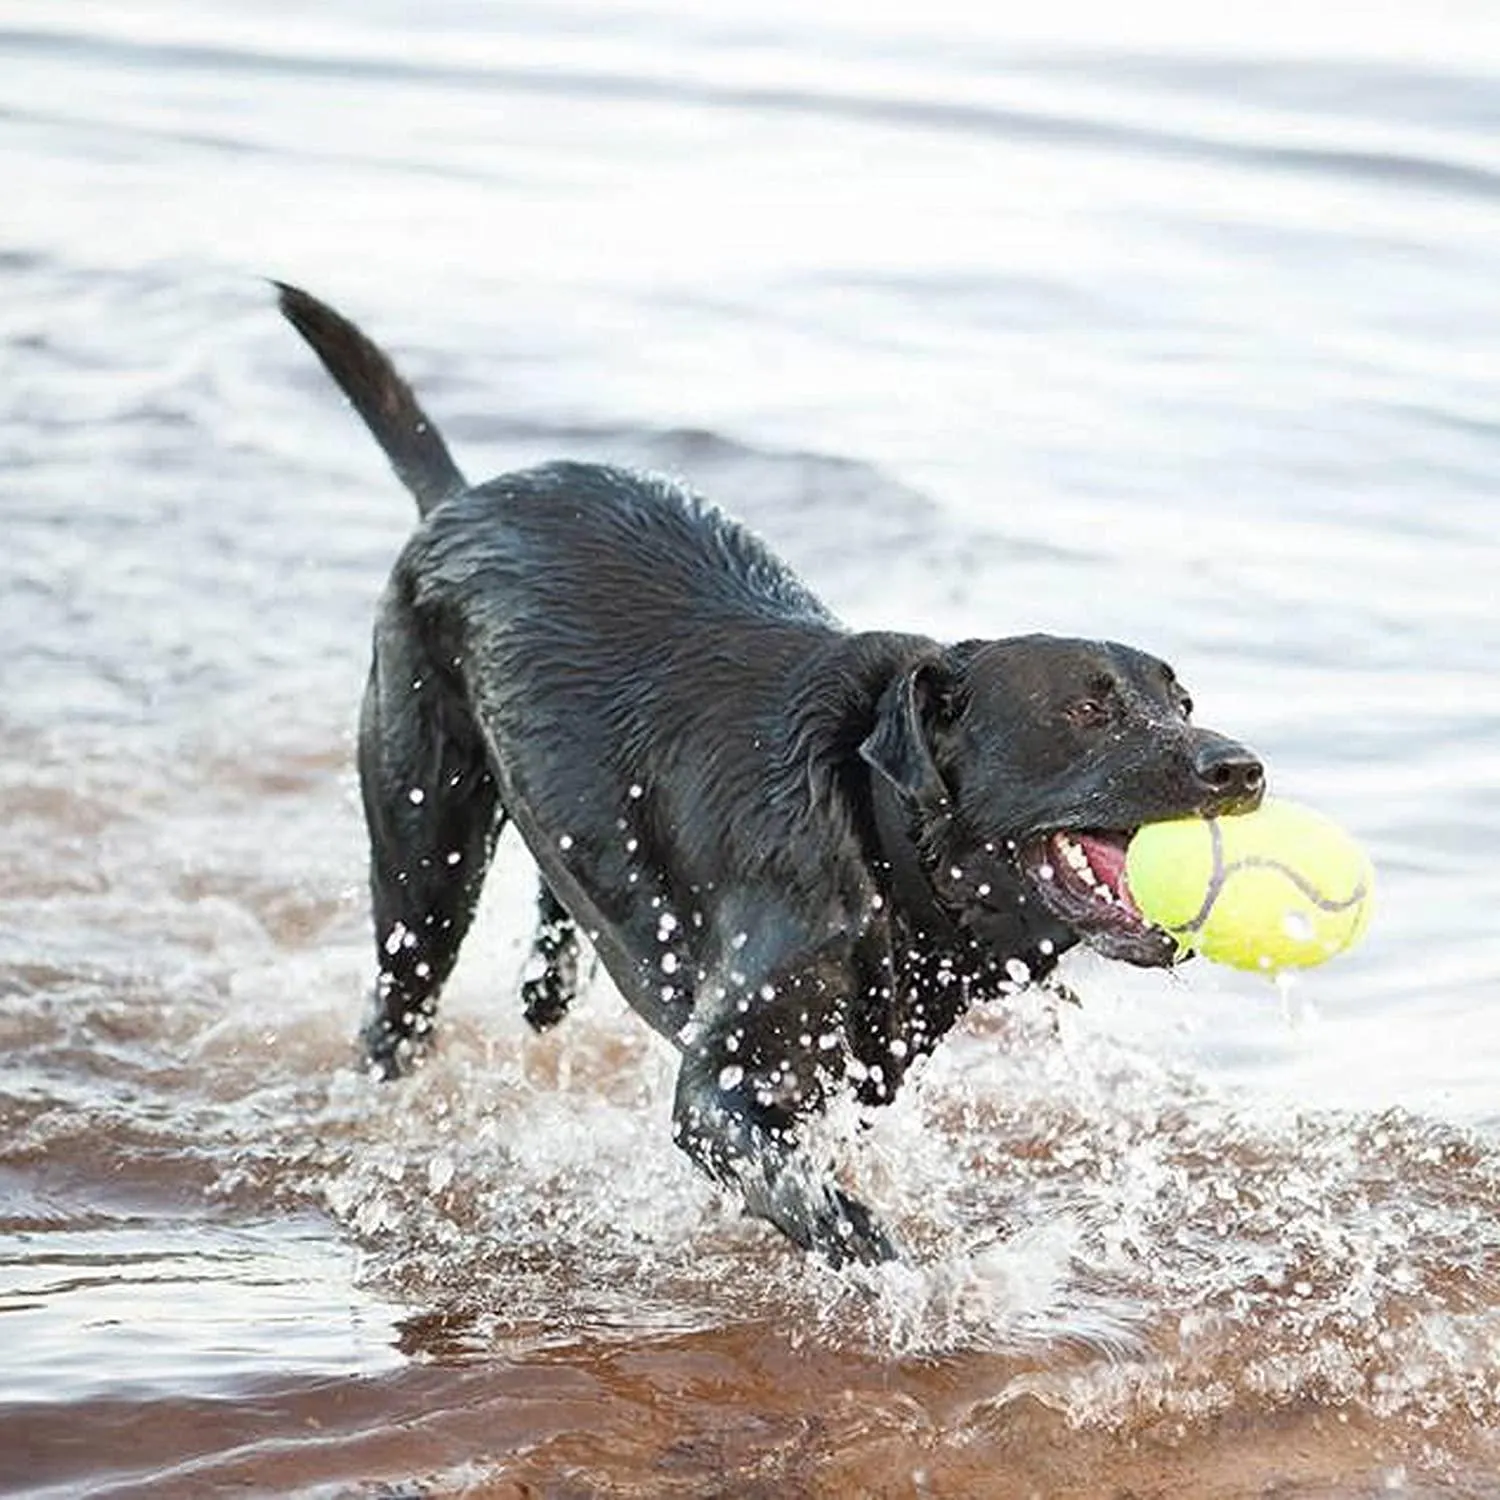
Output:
top-left (274, 282), bottom-right (467, 516)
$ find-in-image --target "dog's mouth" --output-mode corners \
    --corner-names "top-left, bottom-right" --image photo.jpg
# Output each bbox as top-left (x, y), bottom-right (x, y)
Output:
top-left (1018, 829), bottom-right (1180, 967)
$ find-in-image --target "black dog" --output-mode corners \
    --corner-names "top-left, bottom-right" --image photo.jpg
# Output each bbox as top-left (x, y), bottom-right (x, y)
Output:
top-left (277, 284), bottom-right (1264, 1267)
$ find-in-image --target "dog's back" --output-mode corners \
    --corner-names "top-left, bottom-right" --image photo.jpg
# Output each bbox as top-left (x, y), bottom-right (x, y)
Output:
top-left (400, 460), bottom-right (869, 937)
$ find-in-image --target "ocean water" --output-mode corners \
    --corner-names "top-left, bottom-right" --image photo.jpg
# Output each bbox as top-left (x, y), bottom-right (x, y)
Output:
top-left (3, 2), bottom-right (1500, 1494)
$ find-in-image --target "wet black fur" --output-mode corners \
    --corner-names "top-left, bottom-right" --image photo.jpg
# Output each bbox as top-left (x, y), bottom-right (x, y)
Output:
top-left (277, 283), bottom-right (1265, 1267)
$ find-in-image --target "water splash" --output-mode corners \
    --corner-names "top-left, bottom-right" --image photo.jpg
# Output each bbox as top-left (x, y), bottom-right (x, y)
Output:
top-left (200, 953), bottom-right (1496, 1459)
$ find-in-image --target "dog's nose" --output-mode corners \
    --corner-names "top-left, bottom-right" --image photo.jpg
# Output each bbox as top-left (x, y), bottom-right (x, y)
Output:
top-left (1192, 737), bottom-right (1265, 812)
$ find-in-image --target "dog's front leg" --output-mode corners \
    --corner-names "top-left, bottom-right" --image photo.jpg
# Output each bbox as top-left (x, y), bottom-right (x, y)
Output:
top-left (670, 970), bottom-right (897, 1268)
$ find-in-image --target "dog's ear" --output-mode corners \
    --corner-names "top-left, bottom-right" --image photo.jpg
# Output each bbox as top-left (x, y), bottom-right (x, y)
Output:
top-left (859, 658), bottom-right (953, 809)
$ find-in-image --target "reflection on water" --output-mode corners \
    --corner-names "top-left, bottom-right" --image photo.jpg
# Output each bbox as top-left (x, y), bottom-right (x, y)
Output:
top-left (0, 1217), bottom-right (401, 1403)
top-left (3, 0), bottom-right (1500, 1494)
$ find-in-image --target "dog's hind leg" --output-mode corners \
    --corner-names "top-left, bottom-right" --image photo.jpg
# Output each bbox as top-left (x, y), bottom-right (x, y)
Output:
top-left (521, 880), bottom-right (580, 1031)
top-left (358, 595), bottom-right (505, 1078)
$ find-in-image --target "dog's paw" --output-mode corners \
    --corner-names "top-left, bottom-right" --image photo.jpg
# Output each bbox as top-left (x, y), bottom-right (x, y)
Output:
top-left (762, 1159), bottom-right (899, 1269)
top-left (360, 1013), bottom-right (427, 1081)
top-left (521, 966), bottom-right (574, 1032)
top-left (810, 1186), bottom-right (899, 1269)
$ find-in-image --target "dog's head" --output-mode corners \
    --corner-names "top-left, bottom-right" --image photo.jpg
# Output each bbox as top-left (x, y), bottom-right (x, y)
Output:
top-left (860, 635), bottom-right (1263, 967)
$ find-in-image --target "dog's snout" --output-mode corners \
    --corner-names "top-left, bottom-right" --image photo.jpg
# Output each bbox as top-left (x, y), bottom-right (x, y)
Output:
top-left (1192, 737), bottom-right (1264, 812)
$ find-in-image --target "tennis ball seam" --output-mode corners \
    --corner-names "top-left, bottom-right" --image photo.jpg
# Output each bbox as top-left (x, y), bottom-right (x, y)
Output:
top-left (1170, 818), bottom-right (1372, 938)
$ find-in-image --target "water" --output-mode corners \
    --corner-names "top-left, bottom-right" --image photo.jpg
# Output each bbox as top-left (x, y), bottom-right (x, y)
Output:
top-left (4, 2), bottom-right (1500, 1493)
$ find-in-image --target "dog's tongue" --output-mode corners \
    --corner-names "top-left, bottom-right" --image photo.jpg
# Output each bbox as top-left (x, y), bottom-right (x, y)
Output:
top-left (1074, 832), bottom-right (1138, 913)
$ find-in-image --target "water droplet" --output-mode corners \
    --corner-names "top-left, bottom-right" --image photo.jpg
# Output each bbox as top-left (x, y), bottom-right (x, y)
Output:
top-left (407, 787), bottom-right (425, 805)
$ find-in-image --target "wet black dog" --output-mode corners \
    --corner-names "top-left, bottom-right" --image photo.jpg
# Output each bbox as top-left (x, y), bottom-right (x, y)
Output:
top-left (278, 284), bottom-right (1264, 1266)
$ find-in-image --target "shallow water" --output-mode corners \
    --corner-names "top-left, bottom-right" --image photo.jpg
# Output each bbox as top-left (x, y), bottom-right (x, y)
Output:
top-left (4, 2), bottom-right (1500, 1495)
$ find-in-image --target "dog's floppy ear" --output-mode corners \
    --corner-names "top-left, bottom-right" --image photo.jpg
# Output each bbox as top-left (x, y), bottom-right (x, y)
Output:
top-left (859, 658), bottom-right (953, 809)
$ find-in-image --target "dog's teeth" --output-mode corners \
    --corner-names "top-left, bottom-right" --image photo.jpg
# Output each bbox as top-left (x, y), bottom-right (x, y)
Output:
top-left (1055, 834), bottom-right (1105, 887)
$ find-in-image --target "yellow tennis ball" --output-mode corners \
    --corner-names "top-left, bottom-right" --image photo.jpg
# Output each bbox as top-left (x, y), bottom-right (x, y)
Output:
top-left (1124, 799), bottom-right (1373, 973)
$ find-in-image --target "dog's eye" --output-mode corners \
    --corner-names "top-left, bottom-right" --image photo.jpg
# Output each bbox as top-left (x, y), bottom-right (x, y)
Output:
top-left (1064, 697), bottom-right (1111, 728)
